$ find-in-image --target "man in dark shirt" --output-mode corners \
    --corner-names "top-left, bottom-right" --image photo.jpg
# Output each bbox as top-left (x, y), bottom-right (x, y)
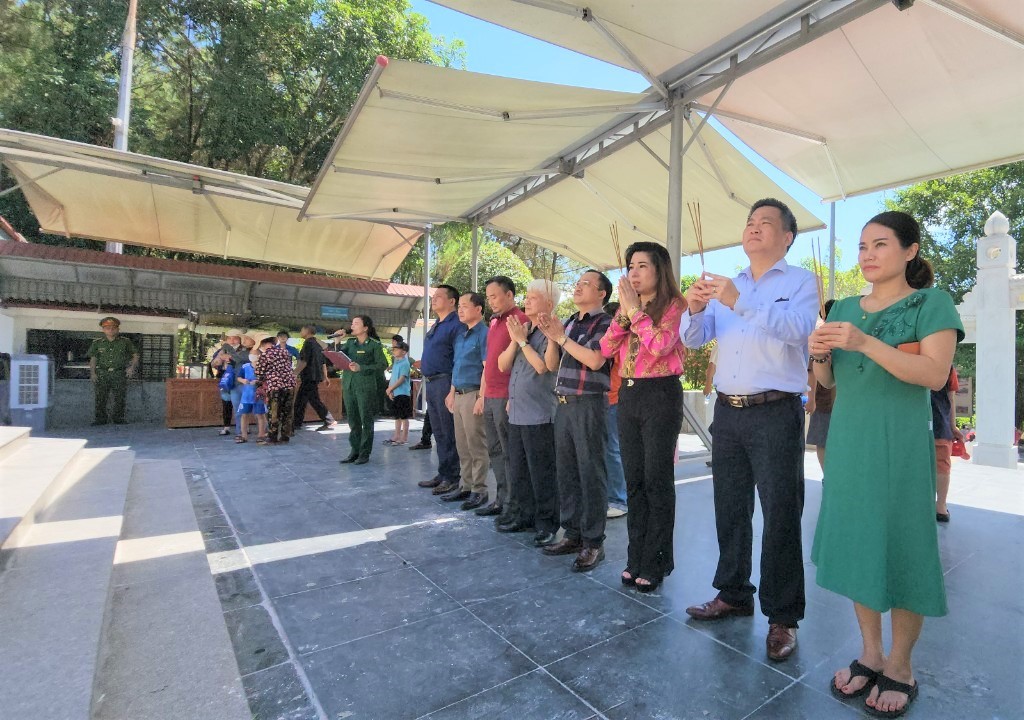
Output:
top-left (293, 325), bottom-right (335, 431)
top-left (537, 270), bottom-right (614, 573)
top-left (416, 285), bottom-right (465, 493)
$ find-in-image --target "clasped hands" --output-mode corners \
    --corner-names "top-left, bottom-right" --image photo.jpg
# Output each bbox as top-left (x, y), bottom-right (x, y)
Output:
top-left (809, 322), bottom-right (867, 356)
top-left (506, 315), bottom-right (529, 344)
top-left (684, 273), bottom-right (740, 312)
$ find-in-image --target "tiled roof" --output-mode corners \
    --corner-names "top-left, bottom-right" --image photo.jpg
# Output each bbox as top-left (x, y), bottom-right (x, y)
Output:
top-left (0, 240), bottom-right (428, 298)
top-left (0, 216), bottom-right (26, 243)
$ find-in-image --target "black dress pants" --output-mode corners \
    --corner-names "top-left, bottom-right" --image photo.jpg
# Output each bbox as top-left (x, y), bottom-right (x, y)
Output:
top-left (507, 423), bottom-right (557, 533)
top-left (711, 395), bottom-right (806, 627)
top-left (618, 376), bottom-right (684, 581)
top-left (293, 379), bottom-right (330, 426)
top-left (554, 395), bottom-right (608, 548)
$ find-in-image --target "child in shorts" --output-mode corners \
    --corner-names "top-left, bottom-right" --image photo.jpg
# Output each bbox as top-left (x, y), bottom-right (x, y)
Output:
top-left (384, 341), bottom-right (412, 445)
top-left (237, 348), bottom-right (268, 444)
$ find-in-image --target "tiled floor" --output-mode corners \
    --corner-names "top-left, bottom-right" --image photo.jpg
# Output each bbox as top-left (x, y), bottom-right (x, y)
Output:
top-left (58, 421), bottom-right (1024, 720)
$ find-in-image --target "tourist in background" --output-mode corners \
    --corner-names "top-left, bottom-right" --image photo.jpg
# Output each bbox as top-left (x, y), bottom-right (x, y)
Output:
top-left (293, 325), bottom-right (336, 432)
top-left (88, 316), bottom-right (139, 426)
top-left (257, 334), bottom-right (296, 443)
top-left (602, 301), bottom-right (628, 519)
top-left (932, 366), bottom-right (963, 523)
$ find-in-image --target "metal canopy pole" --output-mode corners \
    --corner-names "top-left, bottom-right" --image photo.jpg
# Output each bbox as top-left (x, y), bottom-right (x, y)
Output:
top-left (828, 202), bottom-right (837, 300)
top-left (107, 0), bottom-right (137, 255)
top-left (471, 225), bottom-right (480, 292)
top-left (666, 102), bottom-right (685, 282)
top-left (422, 225), bottom-right (432, 352)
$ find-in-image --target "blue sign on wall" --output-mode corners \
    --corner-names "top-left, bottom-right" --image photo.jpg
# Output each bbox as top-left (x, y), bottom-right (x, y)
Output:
top-left (320, 305), bottom-right (350, 320)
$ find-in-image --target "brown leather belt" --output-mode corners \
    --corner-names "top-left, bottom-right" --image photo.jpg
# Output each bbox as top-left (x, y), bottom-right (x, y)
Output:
top-left (717, 390), bottom-right (799, 409)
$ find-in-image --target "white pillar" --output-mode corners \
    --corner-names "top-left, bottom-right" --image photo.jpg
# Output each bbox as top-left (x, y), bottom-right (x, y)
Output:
top-left (471, 225), bottom-right (480, 292)
top-left (107, 0), bottom-right (137, 255)
top-left (422, 225), bottom-right (432, 352)
top-left (666, 102), bottom-right (684, 282)
top-left (971, 211), bottom-right (1019, 468)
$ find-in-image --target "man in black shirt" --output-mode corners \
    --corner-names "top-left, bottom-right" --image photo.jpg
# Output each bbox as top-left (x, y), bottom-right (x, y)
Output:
top-left (293, 325), bottom-right (336, 431)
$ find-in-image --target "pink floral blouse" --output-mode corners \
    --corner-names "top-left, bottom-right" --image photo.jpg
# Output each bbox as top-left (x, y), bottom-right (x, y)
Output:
top-left (600, 299), bottom-right (686, 378)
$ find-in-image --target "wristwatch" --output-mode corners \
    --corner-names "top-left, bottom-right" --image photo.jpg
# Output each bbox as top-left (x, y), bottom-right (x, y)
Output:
top-left (557, 336), bottom-right (568, 347)
top-left (517, 339), bottom-right (527, 349)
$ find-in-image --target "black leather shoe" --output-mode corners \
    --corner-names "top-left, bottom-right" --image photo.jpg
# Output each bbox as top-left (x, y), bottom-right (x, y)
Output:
top-left (461, 493), bottom-right (488, 511)
top-left (409, 440), bottom-right (432, 450)
top-left (353, 456), bottom-right (369, 465)
top-left (418, 476), bottom-right (442, 488)
top-left (340, 455), bottom-right (358, 464)
top-left (533, 531), bottom-right (557, 547)
top-left (442, 489), bottom-right (471, 502)
top-left (497, 520), bottom-right (535, 533)
top-left (475, 502), bottom-right (503, 517)
top-left (432, 481), bottom-right (458, 495)
top-left (494, 513), bottom-right (515, 526)
top-left (542, 537), bottom-right (582, 556)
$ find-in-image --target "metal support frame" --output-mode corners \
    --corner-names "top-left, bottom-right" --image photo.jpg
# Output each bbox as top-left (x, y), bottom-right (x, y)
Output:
top-left (920, 0), bottom-right (1024, 49)
top-left (202, 195), bottom-right (232, 258)
top-left (684, 115), bottom-right (750, 210)
top-left (471, 225), bottom-right (480, 291)
top-left (828, 202), bottom-right (837, 300)
top-left (422, 225), bottom-right (432, 354)
top-left (331, 165), bottom-right (558, 185)
top-left (666, 103), bottom-right (685, 281)
top-left (0, 167), bottom-right (61, 198)
top-left (583, 12), bottom-right (669, 98)
top-left (575, 176), bottom-right (667, 248)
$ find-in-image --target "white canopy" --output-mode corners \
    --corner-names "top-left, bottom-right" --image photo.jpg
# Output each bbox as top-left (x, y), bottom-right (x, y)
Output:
top-left (431, 0), bottom-right (1024, 201)
top-left (301, 59), bottom-right (823, 268)
top-left (0, 129), bottom-right (422, 279)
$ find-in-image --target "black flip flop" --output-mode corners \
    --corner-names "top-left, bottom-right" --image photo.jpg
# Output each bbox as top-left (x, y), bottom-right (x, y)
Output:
top-left (865, 673), bottom-right (919, 718)
top-left (830, 659), bottom-right (880, 699)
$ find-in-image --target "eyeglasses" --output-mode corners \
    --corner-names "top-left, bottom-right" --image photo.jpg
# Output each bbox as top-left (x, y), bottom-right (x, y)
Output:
top-left (575, 279), bottom-right (594, 288)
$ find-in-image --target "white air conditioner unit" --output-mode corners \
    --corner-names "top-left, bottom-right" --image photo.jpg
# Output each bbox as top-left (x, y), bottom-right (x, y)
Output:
top-left (10, 354), bottom-right (53, 431)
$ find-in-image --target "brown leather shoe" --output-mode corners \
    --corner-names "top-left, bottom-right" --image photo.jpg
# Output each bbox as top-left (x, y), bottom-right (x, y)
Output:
top-left (418, 476), bottom-right (441, 488)
top-left (766, 624), bottom-right (797, 662)
top-left (685, 597), bottom-right (755, 621)
top-left (572, 547), bottom-right (605, 572)
top-left (541, 537), bottom-right (582, 556)
top-left (432, 481), bottom-right (458, 495)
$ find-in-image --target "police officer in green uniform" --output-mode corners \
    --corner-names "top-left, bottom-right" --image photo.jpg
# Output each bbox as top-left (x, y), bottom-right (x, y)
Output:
top-left (88, 317), bottom-right (139, 425)
top-left (336, 315), bottom-right (386, 465)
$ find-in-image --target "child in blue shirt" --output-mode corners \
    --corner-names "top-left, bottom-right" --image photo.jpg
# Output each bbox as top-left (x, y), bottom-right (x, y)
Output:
top-left (236, 350), bottom-right (268, 443)
top-left (384, 342), bottom-right (412, 445)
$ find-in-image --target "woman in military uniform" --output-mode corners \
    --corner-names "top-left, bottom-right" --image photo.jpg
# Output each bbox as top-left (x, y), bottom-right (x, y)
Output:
top-left (337, 315), bottom-right (387, 465)
top-left (88, 316), bottom-right (139, 425)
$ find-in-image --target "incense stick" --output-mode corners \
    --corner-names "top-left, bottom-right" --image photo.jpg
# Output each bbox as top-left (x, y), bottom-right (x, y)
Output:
top-left (811, 237), bottom-right (826, 318)
top-left (609, 222), bottom-right (624, 271)
top-left (686, 201), bottom-right (705, 271)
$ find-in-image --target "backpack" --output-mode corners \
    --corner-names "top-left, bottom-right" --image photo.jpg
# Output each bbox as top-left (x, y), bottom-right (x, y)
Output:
top-left (218, 363), bottom-right (236, 391)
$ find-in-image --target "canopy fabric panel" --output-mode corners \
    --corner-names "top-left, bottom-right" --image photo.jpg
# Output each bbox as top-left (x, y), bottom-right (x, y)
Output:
top-left (300, 59), bottom-right (645, 225)
top-left (489, 119), bottom-right (823, 267)
top-left (301, 59), bottom-right (822, 268)
top-left (0, 129), bottom-right (421, 279)
top-left (430, 0), bottom-right (1024, 201)
top-left (701, 1), bottom-right (1024, 200)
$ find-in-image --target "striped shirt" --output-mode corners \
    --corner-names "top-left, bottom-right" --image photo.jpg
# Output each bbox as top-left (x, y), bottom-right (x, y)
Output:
top-left (554, 311), bottom-right (612, 396)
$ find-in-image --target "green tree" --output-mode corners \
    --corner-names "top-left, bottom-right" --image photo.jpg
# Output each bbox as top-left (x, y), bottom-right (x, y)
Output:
top-left (884, 162), bottom-right (1024, 427)
top-left (796, 249), bottom-right (867, 300)
top-left (443, 242), bottom-right (532, 299)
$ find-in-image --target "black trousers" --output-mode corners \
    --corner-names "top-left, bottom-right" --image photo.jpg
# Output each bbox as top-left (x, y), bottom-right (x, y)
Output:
top-left (554, 395), bottom-right (608, 548)
top-left (293, 379), bottom-right (330, 425)
top-left (507, 423), bottom-right (557, 533)
top-left (711, 395), bottom-right (806, 627)
top-left (420, 411), bottom-right (433, 442)
top-left (425, 376), bottom-right (460, 483)
top-left (221, 398), bottom-right (234, 427)
top-left (618, 376), bottom-right (684, 581)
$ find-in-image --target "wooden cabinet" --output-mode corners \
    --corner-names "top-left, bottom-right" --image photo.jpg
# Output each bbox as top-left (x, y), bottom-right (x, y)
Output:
top-left (165, 378), bottom-right (343, 428)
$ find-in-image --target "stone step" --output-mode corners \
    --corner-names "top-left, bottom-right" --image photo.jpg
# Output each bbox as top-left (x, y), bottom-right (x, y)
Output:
top-left (0, 447), bottom-right (135, 720)
top-left (0, 436), bottom-right (89, 554)
top-left (90, 460), bottom-right (250, 720)
top-left (0, 425), bottom-right (31, 462)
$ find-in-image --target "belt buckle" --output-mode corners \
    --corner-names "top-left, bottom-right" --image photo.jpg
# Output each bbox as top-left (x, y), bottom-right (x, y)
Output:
top-left (625, 379), bottom-right (635, 387)
top-left (557, 395), bottom-right (568, 405)
top-left (727, 394), bottom-right (745, 408)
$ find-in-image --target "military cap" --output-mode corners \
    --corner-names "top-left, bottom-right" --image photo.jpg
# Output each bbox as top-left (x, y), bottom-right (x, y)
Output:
top-left (99, 316), bottom-right (120, 328)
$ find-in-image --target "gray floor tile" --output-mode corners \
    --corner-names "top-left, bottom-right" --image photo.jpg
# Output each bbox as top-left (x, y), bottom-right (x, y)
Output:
top-left (254, 541), bottom-right (406, 598)
top-left (224, 604), bottom-right (291, 676)
top-left (422, 669), bottom-right (597, 719)
top-left (242, 662), bottom-right (319, 720)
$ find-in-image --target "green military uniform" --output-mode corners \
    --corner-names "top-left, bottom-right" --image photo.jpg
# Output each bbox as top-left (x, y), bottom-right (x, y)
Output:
top-left (339, 336), bottom-right (386, 460)
top-left (88, 324), bottom-right (137, 424)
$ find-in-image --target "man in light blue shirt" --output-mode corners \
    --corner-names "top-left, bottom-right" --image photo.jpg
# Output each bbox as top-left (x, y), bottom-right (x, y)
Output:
top-left (680, 198), bottom-right (818, 663)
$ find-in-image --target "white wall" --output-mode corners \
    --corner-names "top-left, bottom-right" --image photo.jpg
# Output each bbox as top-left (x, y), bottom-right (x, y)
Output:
top-left (0, 307), bottom-right (182, 354)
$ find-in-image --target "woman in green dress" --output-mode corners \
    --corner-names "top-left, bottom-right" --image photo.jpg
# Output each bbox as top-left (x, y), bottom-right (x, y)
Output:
top-left (338, 315), bottom-right (387, 465)
top-left (809, 211), bottom-right (963, 718)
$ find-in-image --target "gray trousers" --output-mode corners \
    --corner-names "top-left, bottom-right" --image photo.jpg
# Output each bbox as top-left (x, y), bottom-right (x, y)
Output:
top-left (483, 397), bottom-right (512, 512)
top-left (554, 394), bottom-right (608, 548)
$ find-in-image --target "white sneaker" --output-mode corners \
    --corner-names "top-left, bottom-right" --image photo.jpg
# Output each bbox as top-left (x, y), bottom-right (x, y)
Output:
top-left (607, 506), bottom-right (627, 518)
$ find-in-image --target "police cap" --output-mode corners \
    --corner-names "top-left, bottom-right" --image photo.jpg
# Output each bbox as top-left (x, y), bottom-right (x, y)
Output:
top-left (99, 316), bottom-right (121, 328)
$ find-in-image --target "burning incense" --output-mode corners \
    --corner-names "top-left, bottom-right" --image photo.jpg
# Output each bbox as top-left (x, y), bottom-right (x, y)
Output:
top-left (811, 237), bottom-right (827, 318)
top-left (686, 201), bottom-right (705, 271)
top-left (610, 222), bottom-right (624, 271)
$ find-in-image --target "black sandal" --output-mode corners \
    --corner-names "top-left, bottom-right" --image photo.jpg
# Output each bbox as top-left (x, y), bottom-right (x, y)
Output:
top-left (634, 576), bottom-right (661, 593)
top-left (621, 569), bottom-right (636, 586)
top-left (865, 673), bottom-right (918, 718)
top-left (830, 659), bottom-right (881, 699)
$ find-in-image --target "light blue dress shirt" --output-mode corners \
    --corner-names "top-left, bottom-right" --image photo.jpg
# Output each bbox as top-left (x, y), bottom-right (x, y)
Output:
top-left (682, 259), bottom-right (819, 395)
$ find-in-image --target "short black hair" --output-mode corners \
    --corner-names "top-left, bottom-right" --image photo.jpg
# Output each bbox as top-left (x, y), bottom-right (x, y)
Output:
top-left (749, 198), bottom-right (798, 249)
top-left (484, 275), bottom-right (516, 295)
top-left (392, 334), bottom-right (404, 344)
top-left (276, 330), bottom-right (290, 338)
top-left (300, 324), bottom-right (317, 335)
top-left (583, 269), bottom-right (613, 302)
top-left (394, 341), bottom-right (409, 352)
top-left (436, 284), bottom-right (460, 302)
top-left (461, 291), bottom-right (485, 309)
top-left (259, 336), bottom-right (276, 347)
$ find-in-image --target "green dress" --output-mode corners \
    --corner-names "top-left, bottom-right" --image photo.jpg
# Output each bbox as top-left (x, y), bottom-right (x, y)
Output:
top-left (811, 288), bottom-right (963, 617)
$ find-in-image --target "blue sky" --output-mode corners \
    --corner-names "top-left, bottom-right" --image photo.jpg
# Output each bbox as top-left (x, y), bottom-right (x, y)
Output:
top-left (411, 0), bottom-right (899, 274)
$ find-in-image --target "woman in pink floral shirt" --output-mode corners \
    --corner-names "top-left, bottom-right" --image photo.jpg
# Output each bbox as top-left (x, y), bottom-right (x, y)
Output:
top-left (600, 242), bottom-right (687, 593)
top-left (256, 335), bottom-right (297, 443)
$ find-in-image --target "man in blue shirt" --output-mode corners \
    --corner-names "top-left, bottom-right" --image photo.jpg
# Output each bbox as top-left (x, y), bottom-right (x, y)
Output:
top-left (416, 285), bottom-right (465, 494)
top-left (441, 292), bottom-right (490, 509)
top-left (681, 198), bottom-right (819, 663)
